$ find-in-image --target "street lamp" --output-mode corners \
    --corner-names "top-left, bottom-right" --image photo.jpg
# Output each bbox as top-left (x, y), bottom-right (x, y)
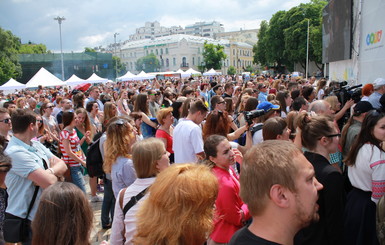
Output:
top-left (54, 16), bottom-right (65, 81)
top-left (114, 33), bottom-right (119, 80)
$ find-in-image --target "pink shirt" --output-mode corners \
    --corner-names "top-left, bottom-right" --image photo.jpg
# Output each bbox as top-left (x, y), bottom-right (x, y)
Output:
top-left (210, 166), bottom-right (250, 243)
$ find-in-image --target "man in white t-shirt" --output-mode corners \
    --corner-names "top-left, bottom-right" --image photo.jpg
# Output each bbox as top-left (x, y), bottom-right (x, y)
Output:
top-left (173, 100), bottom-right (208, 164)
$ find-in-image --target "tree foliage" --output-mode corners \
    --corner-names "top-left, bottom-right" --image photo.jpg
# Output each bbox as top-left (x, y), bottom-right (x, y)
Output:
top-left (135, 53), bottom-right (160, 73)
top-left (84, 47), bottom-right (96, 52)
top-left (227, 66), bottom-right (236, 75)
top-left (202, 41), bottom-right (227, 70)
top-left (253, 20), bottom-right (269, 67)
top-left (0, 27), bottom-right (22, 84)
top-left (19, 43), bottom-right (50, 54)
top-left (253, 0), bottom-right (327, 72)
top-left (113, 56), bottom-right (127, 77)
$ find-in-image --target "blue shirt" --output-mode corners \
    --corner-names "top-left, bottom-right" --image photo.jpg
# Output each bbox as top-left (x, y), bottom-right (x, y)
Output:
top-left (258, 91), bottom-right (268, 102)
top-left (5, 137), bottom-right (53, 220)
top-left (368, 91), bottom-right (382, 109)
top-left (111, 157), bottom-right (136, 198)
top-left (85, 97), bottom-right (104, 111)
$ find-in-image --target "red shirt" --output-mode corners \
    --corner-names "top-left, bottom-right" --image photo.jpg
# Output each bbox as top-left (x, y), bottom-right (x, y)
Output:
top-left (155, 129), bottom-right (174, 153)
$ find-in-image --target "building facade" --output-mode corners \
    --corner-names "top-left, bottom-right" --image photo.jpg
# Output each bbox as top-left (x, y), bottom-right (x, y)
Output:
top-left (215, 29), bottom-right (259, 46)
top-left (119, 34), bottom-right (253, 75)
top-left (184, 21), bottom-right (225, 38)
top-left (129, 21), bottom-right (184, 41)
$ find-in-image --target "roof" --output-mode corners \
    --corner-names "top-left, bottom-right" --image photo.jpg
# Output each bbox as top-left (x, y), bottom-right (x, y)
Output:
top-left (121, 34), bottom-right (252, 49)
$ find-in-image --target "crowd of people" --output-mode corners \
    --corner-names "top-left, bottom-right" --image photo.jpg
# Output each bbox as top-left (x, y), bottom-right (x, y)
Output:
top-left (0, 74), bottom-right (385, 244)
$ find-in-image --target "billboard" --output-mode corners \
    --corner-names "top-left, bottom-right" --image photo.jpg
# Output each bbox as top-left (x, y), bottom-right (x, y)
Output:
top-left (322, 0), bottom-right (352, 63)
top-left (358, 0), bottom-right (385, 83)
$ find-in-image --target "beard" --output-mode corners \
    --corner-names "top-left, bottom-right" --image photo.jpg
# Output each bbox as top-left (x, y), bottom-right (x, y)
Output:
top-left (294, 195), bottom-right (320, 228)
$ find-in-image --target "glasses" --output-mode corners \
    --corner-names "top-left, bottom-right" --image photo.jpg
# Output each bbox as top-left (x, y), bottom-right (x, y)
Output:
top-left (47, 106), bottom-right (54, 109)
top-left (217, 101), bottom-right (225, 104)
top-left (37, 120), bottom-right (43, 123)
top-left (0, 118), bottom-right (11, 123)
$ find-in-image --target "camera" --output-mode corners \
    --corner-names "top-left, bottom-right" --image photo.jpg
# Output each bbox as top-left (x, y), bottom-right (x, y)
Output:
top-left (243, 109), bottom-right (266, 125)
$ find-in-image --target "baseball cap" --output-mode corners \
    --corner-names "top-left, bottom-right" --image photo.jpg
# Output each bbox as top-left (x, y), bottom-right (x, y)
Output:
top-left (257, 101), bottom-right (280, 113)
top-left (354, 101), bottom-right (373, 114)
top-left (373, 78), bottom-right (385, 89)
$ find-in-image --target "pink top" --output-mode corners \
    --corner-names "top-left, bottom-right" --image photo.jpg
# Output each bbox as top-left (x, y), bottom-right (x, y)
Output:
top-left (210, 166), bottom-right (250, 243)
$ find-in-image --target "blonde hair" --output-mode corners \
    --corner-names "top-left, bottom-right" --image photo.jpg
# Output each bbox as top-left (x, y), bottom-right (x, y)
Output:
top-left (75, 108), bottom-right (94, 139)
top-left (240, 141), bottom-right (301, 216)
top-left (132, 138), bottom-right (165, 178)
top-left (103, 117), bottom-right (136, 173)
top-left (156, 107), bottom-right (173, 125)
top-left (324, 95), bottom-right (339, 111)
top-left (133, 164), bottom-right (218, 245)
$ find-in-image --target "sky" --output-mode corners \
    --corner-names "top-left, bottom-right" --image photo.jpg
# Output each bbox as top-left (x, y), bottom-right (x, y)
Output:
top-left (0, 0), bottom-right (311, 53)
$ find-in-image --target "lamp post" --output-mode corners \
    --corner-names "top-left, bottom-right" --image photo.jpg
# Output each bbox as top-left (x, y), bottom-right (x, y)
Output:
top-left (114, 33), bottom-right (119, 80)
top-left (306, 19), bottom-right (310, 80)
top-left (54, 16), bottom-right (65, 81)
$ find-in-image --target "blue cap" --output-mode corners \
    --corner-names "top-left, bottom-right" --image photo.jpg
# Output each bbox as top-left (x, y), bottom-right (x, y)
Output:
top-left (257, 101), bottom-right (280, 113)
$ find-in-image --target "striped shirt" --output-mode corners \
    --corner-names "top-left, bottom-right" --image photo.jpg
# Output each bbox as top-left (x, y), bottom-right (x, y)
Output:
top-left (59, 129), bottom-right (83, 166)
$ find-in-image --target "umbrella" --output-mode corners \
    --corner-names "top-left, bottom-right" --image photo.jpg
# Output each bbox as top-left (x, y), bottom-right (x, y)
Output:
top-left (74, 83), bottom-right (91, 92)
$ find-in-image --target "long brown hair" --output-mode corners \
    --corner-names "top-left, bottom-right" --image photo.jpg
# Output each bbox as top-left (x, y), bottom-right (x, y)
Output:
top-left (202, 111), bottom-right (230, 141)
top-left (32, 182), bottom-right (93, 245)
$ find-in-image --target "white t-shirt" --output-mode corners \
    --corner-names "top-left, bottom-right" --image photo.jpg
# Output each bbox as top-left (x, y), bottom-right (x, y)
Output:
top-left (252, 123), bottom-right (264, 145)
top-left (317, 89), bottom-right (325, 100)
top-left (173, 119), bottom-right (204, 164)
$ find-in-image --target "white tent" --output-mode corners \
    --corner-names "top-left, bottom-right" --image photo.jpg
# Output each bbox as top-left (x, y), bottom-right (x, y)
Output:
top-left (86, 73), bottom-right (108, 84)
top-left (0, 78), bottom-right (26, 90)
top-left (65, 74), bottom-right (87, 86)
top-left (176, 69), bottom-right (184, 73)
top-left (203, 68), bottom-right (222, 76)
top-left (135, 71), bottom-right (156, 80)
top-left (181, 68), bottom-right (202, 78)
top-left (117, 71), bottom-right (137, 81)
top-left (26, 67), bottom-right (65, 88)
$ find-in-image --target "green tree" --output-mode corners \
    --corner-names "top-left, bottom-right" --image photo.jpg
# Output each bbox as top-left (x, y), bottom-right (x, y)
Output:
top-left (227, 66), bottom-right (236, 75)
top-left (84, 47), bottom-right (96, 52)
top-left (244, 65), bottom-right (254, 73)
top-left (0, 27), bottom-right (22, 84)
top-left (202, 41), bottom-right (227, 70)
top-left (283, 0), bottom-right (327, 70)
top-left (19, 43), bottom-right (50, 54)
top-left (135, 53), bottom-right (160, 73)
top-left (266, 10), bottom-right (291, 72)
top-left (113, 56), bottom-right (127, 77)
top-left (253, 20), bottom-right (269, 67)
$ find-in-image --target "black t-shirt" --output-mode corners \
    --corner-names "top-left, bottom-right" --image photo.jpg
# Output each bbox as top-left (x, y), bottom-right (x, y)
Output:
top-left (229, 227), bottom-right (282, 245)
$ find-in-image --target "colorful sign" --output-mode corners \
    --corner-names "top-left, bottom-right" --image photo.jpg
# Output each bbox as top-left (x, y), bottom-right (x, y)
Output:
top-left (366, 30), bottom-right (382, 46)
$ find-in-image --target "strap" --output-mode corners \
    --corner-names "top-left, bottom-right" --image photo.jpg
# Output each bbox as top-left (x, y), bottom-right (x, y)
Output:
top-left (26, 186), bottom-right (39, 219)
top-left (25, 158), bottom-right (49, 220)
top-left (122, 187), bottom-right (148, 216)
top-left (119, 188), bottom-right (127, 211)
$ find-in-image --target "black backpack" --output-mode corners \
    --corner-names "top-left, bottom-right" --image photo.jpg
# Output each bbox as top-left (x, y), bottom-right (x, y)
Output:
top-left (86, 137), bottom-right (104, 178)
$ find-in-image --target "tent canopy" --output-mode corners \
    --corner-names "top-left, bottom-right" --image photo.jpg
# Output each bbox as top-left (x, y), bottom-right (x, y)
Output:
top-left (135, 71), bottom-right (156, 80)
top-left (117, 71), bottom-right (136, 81)
top-left (0, 78), bottom-right (26, 90)
top-left (203, 68), bottom-right (222, 76)
top-left (65, 74), bottom-right (87, 86)
top-left (86, 73), bottom-right (108, 84)
top-left (26, 67), bottom-right (65, 88)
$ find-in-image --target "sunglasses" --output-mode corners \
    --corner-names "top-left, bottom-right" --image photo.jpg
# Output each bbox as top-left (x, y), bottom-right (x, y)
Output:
top-left (37, 120), bottom-right (43, 123)
top-left (217, 101), bottom-right (225, 104)
top-left (47, 106), bottom-right (54, 109)
top-left (0, 118), bottom-right (11, 123)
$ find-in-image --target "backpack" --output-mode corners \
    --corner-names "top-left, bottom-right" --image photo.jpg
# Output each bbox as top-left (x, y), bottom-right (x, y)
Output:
top-left (86, 137), bottom-right (104, 178)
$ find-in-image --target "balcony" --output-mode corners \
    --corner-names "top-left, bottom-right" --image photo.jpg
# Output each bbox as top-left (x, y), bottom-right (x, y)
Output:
top-left (180, 63), bottom-right (189, 68)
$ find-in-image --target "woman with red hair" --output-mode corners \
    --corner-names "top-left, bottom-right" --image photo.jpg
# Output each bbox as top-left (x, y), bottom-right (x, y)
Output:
top-left (361, 83), bottom-right (374, 101)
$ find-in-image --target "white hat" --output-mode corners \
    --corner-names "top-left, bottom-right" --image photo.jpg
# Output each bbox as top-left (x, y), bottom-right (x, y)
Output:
top-left (373, 78), bottom-right (385, 89)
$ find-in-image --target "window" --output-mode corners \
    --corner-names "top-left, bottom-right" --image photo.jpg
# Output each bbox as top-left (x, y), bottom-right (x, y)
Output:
top-left (156, 49), bottom-right (158, 55)
top-left (166, 48), bottom-right (169, 54)
top-left (160, 49), bottom-right (163, 55)
top-left (166, 58), bottom-right (169, 67)
top-left (182, 57), bottom-right (187, 66)
top-left (173, 58), bottom-right (176, 66)
top-left (192, 57), bottom-right (195, 65)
